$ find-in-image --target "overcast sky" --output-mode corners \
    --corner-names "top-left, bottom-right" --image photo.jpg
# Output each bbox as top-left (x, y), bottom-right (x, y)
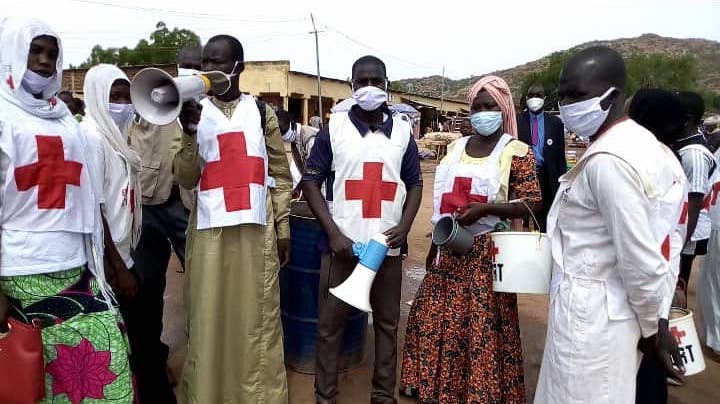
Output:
top-left (6, 0), bottom-right (720, 81)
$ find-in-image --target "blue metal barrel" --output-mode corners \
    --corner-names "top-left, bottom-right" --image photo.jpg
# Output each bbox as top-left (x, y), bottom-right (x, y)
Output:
top-left (280, 201), bottom-right (367, 374)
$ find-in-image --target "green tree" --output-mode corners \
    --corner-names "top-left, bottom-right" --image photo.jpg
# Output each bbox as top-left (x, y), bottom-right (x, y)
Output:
top-left (80, 22), bottom-right (200, 67)
top-left (625, 54), bottom-right (696, 95)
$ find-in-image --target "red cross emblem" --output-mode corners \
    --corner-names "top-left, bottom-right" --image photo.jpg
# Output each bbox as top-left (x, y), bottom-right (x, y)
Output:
top-left (669, 326), bottom-right (686, 345)
top-left (661, 235), bottom-right (671, 262)
top-left (199, 131), bottom-right (265, 212)
top-left (439, 177), bottom-right (488, 214)
top-left (678, 202), bottom-right (689, 225)
top-left (345, 162), bottom-right (398, 219)
top-left (710, 182), bottom-right (720, 207)
top-left (6, 75), bottom-right (14, 90)
top-left (122, 187), bottom-right (136, 225)
top-left (14, 135), bottom-right (83, 209)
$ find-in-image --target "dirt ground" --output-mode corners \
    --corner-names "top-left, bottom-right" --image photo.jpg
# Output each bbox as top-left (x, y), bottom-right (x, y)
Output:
top-left (162, 160), bottom-right (720, 403)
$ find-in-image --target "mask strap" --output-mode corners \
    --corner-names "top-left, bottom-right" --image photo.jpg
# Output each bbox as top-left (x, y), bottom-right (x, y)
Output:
top-left (229, 61), bottom-right (240, 77)
top-left (599, 87), bottom-right (617, 102)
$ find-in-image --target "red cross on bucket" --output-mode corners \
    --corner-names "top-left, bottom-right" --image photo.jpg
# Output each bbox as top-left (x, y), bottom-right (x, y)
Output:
top-left (439, 177), bottom-right (488, 214)
top-left (200, 131), bottom-right (265, 212)
top-left (345, 162), bottom-right (398, 219)
top-left (669, 326), bottom-right (686, 345)
top-left (491, 244), bottom-right (500, 261)
top-left (14, 135), bottom-right (83, 209)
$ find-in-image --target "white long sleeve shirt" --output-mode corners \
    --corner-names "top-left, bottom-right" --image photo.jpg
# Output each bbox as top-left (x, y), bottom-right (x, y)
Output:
top-left (536, 118), bottom-right (687, 404)
top-left (549, 118), bottom-right (686, 338)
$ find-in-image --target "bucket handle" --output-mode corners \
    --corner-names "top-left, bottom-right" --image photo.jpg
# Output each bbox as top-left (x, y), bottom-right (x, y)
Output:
top-left (509, 197), bottom-right (541, 232)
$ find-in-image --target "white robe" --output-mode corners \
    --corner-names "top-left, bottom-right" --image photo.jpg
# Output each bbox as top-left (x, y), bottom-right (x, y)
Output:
top-left (534, 119), bottom-right (687, 404)
top-left (697, 148), bottom-right (720, 354)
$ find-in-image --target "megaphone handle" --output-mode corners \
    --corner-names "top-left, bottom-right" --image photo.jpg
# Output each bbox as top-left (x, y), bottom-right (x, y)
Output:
top-left (352, 242), bottom-right (365, 258)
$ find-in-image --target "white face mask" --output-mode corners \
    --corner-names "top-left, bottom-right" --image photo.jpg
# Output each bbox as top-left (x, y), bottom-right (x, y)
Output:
top-left (558, 87), bottom-right (616, 139)
top-left (352, 85), bottom-right (388, 111)
top-left (527, 97), bottom-right (545, 113)
top-left (281, 124), bottom-right (298, 143)
top-left (109, 103), bottom-right (136, 132)
top-left (21, 69), bottom-right (55, 95)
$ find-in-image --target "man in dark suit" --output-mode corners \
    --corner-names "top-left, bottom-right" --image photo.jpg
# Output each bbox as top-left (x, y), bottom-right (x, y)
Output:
top-left (517, 83), bottom-right (567, 231)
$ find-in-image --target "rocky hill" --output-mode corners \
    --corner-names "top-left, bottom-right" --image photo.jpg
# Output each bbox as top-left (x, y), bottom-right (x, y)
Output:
top-left (394, 34), bottom-right (720, 101)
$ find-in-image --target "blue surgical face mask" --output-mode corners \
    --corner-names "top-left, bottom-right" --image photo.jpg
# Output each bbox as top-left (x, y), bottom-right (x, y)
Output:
top-left (470, 111), bottom-right (503, 136)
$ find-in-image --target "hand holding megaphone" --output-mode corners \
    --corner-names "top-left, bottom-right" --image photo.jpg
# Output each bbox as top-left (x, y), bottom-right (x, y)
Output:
top-left (178, 101), bottom-right (202, 136)
top-left (329, 234), bottom-right (389, 312)
top-left (130, 67), bottom-right (232, 126)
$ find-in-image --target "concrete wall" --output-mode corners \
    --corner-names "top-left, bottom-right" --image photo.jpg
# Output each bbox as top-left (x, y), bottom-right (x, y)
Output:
top-left (61, 60), bottom-right (467, 123)
top-left (241, 60), bottom-right (290, 100)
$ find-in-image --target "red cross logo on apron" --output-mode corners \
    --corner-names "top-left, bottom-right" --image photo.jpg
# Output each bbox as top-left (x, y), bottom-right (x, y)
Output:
top-left (345, 162), bottom-right (398, 219)
top-left (200, 131), bottom-right (265, 212)
top-left (679, 202), bottom-right (689, 225)
top-left (122, 187), bottom-right (136, 226)
top-left (439, 177), bottom-right (488, 214)
top-left (708, 182), bottom-right (720, 207)
top-left (14, 135), bottom-right (83, 209)
top-left (661, 235), bottom-right (671, 261)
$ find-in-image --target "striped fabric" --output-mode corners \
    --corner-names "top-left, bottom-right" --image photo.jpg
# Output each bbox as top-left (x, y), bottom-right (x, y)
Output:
top-left (679, 147), bottom-right (714, 194)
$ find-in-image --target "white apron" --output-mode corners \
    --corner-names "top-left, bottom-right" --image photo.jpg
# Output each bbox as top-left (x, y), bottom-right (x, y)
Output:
top-left (681, 144), bottom-right (715, 241)
top-left (195, 95), bottom-right (268, 230)
top-left (0, 111), bottom-right (95, 234)
top-left (329, 111), bottom-right (410, 254)
top-left (431, 134), bottom-right (512, 235)
top-left (697, 149), bottom-right (720, 353)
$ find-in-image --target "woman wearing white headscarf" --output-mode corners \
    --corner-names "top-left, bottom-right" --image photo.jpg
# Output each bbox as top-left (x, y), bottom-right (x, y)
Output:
top-left (81, 64), bottom-right (142, 285)
top-left (0, 17), bottom-right (134, 403)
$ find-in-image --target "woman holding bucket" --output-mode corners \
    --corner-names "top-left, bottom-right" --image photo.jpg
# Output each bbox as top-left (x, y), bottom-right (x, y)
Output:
top-left (400, 75), bottom-right (541, 403)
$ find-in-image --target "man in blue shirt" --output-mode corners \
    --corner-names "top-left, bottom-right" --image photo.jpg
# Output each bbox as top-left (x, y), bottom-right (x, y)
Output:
top-left (517, 83), bottom-right (567, 231)
top-left (303, 55), bottom-right (422, 404)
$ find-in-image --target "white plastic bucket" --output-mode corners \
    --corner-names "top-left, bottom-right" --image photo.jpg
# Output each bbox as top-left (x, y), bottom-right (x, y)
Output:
top-left (669, 308), bottom-right (706, 376)
top-left (490, 232), bottom-right (552, 294)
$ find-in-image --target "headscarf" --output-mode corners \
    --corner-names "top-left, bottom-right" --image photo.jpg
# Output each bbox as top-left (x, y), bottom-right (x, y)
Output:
top-left (0, 17), bottom-right (68, 119)
top-left (82, 64), bottom-right (142, 247)
top-left (309, 115), bottom-right (322, 129)
top-left (467, 75), bottom-right (517, 138)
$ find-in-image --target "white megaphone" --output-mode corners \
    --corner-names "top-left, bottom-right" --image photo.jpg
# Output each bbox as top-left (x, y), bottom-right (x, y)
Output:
top-left (130, 67), bottom-right (232, 125)
top-left (329, 234), bottom-right (389, 313)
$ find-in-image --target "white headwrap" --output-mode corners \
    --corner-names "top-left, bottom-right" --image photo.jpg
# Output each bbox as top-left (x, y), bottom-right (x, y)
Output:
top-left (0, 17), bottom-right (68, 119)
top-left (83, 64), bottom-right (142, 247)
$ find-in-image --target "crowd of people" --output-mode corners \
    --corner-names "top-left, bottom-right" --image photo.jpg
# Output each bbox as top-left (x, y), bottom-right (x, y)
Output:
top-left (0, 14), bottom-right (718, 404)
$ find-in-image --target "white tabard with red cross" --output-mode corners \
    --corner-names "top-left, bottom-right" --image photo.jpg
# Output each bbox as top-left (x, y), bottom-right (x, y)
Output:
top-left (706, 150), bottom-right (720, 230)
top-left (329, 111), bottom-right (410, 251)
top-left (196, 95), bottom-right (268, 230)
top-left (0, 111), bottom-right (95, 234)
top-left (431, 134), bottom-right (512, 236)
